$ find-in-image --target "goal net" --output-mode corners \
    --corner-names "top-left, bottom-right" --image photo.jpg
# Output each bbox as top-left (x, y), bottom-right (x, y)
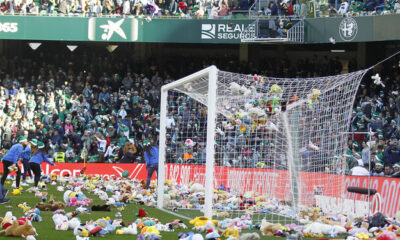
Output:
top-left (157, 66), bottom-right (368, 224)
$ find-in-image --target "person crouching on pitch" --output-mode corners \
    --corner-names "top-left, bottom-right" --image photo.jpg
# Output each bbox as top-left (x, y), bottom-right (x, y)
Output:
top-left (29, 140), bottom-right (55, 188)
top-left (1, 136), bottom-right (29, 192)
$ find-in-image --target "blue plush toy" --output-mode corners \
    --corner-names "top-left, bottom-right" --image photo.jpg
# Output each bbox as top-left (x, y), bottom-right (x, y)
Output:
top-left (94, 218), bottom-right (116, 235)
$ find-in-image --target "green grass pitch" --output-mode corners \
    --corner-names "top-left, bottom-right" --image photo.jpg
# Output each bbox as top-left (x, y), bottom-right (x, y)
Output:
top-left (0, 181), bottom-right (343, 240)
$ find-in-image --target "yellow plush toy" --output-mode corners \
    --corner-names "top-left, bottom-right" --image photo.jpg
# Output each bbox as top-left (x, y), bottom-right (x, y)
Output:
top-left (308, 89), bottom-right (321, 109)
top-left (189, 217), bottom-right (217, 227)
top-left (221, 227), bottom-right (239, 238)
top-left (141, 226), bottom-right (160, 235)
top-left (355, 233), bottom-right (370, 239)
top-left (269, 84), bottom-right (282, 93)
top-left (303, 233), bottom-right (323, 238)
top-left (18, 203), bottom-right (30, 213)
top-left (11, 187), bottom-right (23, 195)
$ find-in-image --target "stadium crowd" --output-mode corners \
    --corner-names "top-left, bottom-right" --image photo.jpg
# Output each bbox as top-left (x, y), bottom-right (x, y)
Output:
top-left (0, 51), bottom-right (398, 178)
top-left (346, 59), bottom-right (400, 177)
top-left (0, 0), bottom-right (398, 18)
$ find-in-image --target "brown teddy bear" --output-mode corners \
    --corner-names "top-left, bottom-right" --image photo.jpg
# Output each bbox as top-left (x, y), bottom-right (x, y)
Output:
top-left (0, 220), bottom-right (37, 238)
top-left (300, 208), bottom-right (321, 222)
top-left (217, 211), bottom-right (230, 218)
top-left (260, 219), bottom-right (281, 236)
top-left (35, 201), bottom-right (66, 211)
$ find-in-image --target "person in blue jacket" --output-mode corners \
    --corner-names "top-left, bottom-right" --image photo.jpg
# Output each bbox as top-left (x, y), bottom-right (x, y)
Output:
top-left (1, 136), bottom-right (29, 190)
top-left (143, 138), bottom-right (159, 189)
top-left (29, 141), bottom-right (55, 188)
top-left (20, 141), bottom-right (32, 186)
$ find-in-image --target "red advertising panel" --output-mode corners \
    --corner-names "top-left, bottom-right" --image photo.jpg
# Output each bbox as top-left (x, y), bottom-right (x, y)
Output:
top-left (1, 163), bottom-right (399, 217)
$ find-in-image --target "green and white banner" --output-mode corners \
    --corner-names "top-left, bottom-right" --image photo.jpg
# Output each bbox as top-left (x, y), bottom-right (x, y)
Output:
top-left (0, 15), bottom-right (399, 44)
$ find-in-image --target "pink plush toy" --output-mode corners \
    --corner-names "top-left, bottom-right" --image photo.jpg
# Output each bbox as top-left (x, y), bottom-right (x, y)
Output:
top-left (69, 198), bottom-right (77, 207)
top-left (377, 231), bottom-right (397, 240)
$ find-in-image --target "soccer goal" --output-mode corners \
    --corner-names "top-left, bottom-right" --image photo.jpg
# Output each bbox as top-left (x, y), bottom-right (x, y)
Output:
top-left (157, 65), bottom-right (368, 223)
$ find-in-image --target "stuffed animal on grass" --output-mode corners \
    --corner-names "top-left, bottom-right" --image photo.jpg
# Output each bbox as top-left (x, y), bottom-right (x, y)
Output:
top-left (18, 203), bottom-right (30, 213)
top-left (93, 218), bottom-right (116, 235)
top-left (239, 233), bottom-right (261, 240)
top-left (221, 227), bottom-right (239, 238)
top-left (377, 231), bottom-right (397, 240)
top-left (35, 201), bottom-right (65, 211)
top-left (116, 223), bottom-right (137, 235)
top-left (217, 211), bottom-right (230, 218)
top-left (63, 190), bottom-right (93, 207)
top-left (0, 220), bottom-right (37, 238)
top-left (11, 187), bottom-right (23, 195)
top-left (25, 208), bottom-right (42, 222)
top-left (68, 218), bottom-right (81, 230)
top-left (91, 205), bottom-right (111, 211)
top-left (1, 211), bottom-right (17, 229)
top-left (300, 208), bottom-right (321, 222)
top-left (387, 225), bottom-right (400, 237)
top-left (52, 214), bottom-right (68, 230)
top-left (190, 217), bottom-right (217, 227)
top-left (259, 219), bottom-right (281, 236)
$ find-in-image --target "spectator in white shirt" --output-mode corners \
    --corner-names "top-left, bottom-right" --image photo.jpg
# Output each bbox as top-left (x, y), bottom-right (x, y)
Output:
top-left (337, 0), bottom-right (348, 15)
top-left (166, 114), bottom-right (176, 129)
top-left (350, 162), bottom-right (370, 176)
top-left (93, 0), bottom-right (102, 14)
top-left (123, 0), bottom-right (131, 14)
top-left (29, 2), bottom-right (39, 14)
top-left (395, 0), bottom-right (400, 12)
top-left (118, 105), bottom-right (128, 119)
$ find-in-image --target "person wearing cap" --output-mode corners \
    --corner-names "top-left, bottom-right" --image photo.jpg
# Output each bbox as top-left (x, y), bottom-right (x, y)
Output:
top-left (143, 138), bottom-right (159, 189)
top-left (1, 136), bottom-right (29, 192)
top-left (352, 141), bottom-right (360, 152)
top-left (373, 160), bottom-right (385, 176)
top-left (29, 141), bottom-right (55, 188)
top-left (391, 162), bottom-right (400, 178)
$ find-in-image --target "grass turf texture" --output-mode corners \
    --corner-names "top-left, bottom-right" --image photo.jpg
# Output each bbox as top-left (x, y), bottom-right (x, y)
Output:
top-left (0, 182), bottom-right (344, 240)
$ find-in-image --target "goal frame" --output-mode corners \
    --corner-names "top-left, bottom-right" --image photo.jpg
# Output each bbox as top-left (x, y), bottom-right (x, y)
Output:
top-left (157, 65), bottom-right (218, 218)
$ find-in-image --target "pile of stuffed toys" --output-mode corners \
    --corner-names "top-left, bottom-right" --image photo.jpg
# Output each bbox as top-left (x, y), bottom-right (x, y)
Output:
top-left (2, 173), bottom-right (400, 240)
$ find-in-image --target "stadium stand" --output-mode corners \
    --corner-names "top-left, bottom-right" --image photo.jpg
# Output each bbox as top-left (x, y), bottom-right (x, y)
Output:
top-left (0, 52), bottom-right (398, 178)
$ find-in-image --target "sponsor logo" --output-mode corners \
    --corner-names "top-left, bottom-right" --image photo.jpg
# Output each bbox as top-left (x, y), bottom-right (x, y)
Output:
top-left (40, 163), bottom-right (145, 179)
top-left (201, 24), bottom-right (216, 39)
top-left (339, 17), bottom-right (358, 41)
top-left (0, 22), bottom-right (18, 33)
top-left (100, 19), bottom-right (127, 41)
top-left (201, 23), bottom-right (255, 40)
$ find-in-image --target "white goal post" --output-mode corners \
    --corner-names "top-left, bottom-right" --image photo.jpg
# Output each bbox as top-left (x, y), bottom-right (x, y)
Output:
top-left (157, 65), bottom-right (369, 223)
top-left (157, 66), bottom-right (218, 218)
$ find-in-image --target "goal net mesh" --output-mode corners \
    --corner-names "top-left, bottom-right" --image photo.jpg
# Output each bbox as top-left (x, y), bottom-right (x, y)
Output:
top-left (160, 67), bottom-right (368, 224)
